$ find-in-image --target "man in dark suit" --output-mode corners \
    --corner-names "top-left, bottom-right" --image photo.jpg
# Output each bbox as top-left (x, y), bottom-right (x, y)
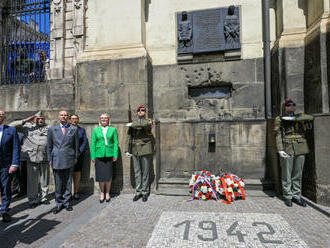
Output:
top-left (0, 110), bottom-right (20, 222)
top-left (47, 110), bottom-right (79, 214)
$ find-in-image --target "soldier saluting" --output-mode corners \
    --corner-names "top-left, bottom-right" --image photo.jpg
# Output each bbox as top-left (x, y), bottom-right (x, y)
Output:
top-left (125, 105), bottom-right (154, 202)
top-left (274, 99), bottom-right (313, 207)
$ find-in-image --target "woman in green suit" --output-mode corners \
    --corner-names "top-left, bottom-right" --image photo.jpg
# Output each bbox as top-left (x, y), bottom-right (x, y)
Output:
top-left (91, 113), bottom-right (118, 203)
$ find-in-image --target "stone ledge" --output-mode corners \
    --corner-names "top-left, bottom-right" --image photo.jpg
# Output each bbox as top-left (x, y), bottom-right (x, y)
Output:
top-left (77, 44), bottom-right (148, 63)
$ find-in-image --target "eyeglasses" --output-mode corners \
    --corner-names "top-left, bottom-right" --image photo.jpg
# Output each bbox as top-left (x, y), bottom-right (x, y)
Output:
top-left (137, 109), bottom-right (146, 112)
top-left (286, 103), bottom-right (296, 107)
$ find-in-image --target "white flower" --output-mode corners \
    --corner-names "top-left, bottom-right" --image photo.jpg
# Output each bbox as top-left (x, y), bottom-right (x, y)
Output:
top-left (201, 186), bottom-right (208, 193)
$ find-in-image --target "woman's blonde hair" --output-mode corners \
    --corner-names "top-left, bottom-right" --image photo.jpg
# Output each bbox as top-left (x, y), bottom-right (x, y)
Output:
top-left (99, 113), bottom-right (111, 126)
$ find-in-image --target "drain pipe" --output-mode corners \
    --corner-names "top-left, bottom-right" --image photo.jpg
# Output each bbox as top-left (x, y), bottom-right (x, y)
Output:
top-left (262, 0), bottom-right (272, 119)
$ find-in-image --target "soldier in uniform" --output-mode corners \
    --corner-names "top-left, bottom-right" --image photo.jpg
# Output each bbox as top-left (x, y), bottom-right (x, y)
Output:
top-left (274, 99), bottom-right (313, 207)
top-left (125, 105), bottom-right (154, 202)
top-left (10, 112), bottom-right (50, 208)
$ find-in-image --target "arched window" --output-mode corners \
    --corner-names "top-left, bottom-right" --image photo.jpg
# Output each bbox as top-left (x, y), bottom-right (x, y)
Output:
top-left (1, 0), bottom-right (50, 84)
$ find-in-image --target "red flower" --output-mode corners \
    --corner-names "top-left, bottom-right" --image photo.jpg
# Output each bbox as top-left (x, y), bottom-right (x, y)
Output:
top-left (207, 173), bottom-right (211, 177)
top-left (206, 194), bottom-right (209, 198)
top-left (234, 192), bottom-right (239, 197)
top-left (212, 180), bottom-right (215, 184)
top-left (195, 175), bottom-right (199, 180)
top-left (202, 170), bottom-right (206, 173)
top-left (203, 183), bottom-right (206, 186)
top-left (230, 184), bottom-right (234, 188)
top-left (199, 192), bottom-right (202, 197)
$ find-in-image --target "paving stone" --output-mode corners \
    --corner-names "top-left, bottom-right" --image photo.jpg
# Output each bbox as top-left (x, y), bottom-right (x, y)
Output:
top-left (1, 194), bottom-right (330, 248)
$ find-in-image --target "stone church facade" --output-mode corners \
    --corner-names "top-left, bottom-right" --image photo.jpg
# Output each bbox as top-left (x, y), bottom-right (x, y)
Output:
top-left (0, 0), bottom-right (329, 206)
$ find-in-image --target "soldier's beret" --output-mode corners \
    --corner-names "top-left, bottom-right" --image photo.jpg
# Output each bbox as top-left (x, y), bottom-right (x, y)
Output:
top-left (137, 105), bottom-right (147, 111)
top-left (284, 99), bottom-right (295, 106)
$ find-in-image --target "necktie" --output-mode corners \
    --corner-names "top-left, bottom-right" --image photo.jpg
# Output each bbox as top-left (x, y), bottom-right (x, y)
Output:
top-left (62, 126), bottom-right (66, 135)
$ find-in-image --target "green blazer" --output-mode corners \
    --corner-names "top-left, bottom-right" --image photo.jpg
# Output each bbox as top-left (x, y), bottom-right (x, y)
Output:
top-left (91, 126), bottom-right (118, 160)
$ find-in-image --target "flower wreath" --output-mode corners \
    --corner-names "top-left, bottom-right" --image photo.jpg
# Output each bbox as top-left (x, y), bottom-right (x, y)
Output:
top-left (187, 170), bottom-right (245, 204)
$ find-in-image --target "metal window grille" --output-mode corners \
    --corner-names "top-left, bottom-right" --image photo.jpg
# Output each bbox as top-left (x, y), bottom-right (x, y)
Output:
top-left (1, 0), bottom-right (50, 85)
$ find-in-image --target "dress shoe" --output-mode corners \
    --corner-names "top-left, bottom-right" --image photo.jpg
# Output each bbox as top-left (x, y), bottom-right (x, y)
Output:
top-left (142, 195), bottom-right (148, 202)
top-left (133, 195), bottom-right (142, 202)
top-left (73, 194), bottom-right (80, 200)
top-left (2, 212), bottom-right (11, 223)
top-left (284, 199), bottom-right (292, 207)
top-left (30, 203), bottom-right (39, 209)
top-left (41, 200), bottom-right (50, 205)
top-left (65, 206), bottom-right (73, 211)
top-left (293, 197), bottom-right (307, 207)
top-left (53, 207), bottom-right (62, 215)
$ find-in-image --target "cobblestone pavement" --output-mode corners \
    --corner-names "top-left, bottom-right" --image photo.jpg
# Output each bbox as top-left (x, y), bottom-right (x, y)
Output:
top-left (1, 193), bottom-right (330, 248)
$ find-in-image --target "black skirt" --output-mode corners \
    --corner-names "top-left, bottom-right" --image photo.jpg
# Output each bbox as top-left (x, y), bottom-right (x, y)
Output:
top-left (95, 157), bottom-right (113, 182)
top-left (74, 152), bottom-right (85, 172)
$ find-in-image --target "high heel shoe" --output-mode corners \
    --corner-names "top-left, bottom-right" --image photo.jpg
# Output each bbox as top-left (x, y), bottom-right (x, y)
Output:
top-left (99, 198), bottom-right (105, 203)
top-left (106, 198), bottom-right (111, 203)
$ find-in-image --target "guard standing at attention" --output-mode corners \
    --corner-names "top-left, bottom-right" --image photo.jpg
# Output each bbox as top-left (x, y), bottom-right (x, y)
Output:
top-left (125, 105), bottom-right (154, 202)
top-left (274, 99), bottom-right (313, 207)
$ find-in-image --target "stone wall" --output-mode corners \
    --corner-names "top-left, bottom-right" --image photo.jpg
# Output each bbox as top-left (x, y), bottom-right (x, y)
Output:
top-left (146, 0), bottom-right (276, 65)
top-left (302, 114), bottom-right (330, 206)
top-left (158, 121), bottom-right (267, 180)
top-left (304, 28), bottom-right (322, 114)
top-left (271, 0), bottom-right (330, 206)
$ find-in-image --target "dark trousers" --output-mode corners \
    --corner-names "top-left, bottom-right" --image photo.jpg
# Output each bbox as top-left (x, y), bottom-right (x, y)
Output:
top-left (12, 161), bottom-right (27, 195)
top-left (53, 168), bottom-right (73, 209)
top-left (0, 167), bottom-right (12, 214)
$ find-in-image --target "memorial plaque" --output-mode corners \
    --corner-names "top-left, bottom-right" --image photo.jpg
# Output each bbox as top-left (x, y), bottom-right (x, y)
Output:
top-left (147, 211), bottom-right (308, 248)
top-left (193, 8), bottom-right (224, 53)
top-left (177, 6), bottom-right (241, 55)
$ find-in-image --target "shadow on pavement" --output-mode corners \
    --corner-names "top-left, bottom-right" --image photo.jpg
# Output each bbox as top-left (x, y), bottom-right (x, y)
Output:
top-left (71, 192), bottom-right (93, 206)
top-left (0, 210), bottom-right (60, 248)
top-left (304, 198), bottom-right (330, 219)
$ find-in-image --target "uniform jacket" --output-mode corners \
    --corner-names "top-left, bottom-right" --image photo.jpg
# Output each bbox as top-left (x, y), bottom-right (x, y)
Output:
top-left (90, 126), bottom-right (118, 160)
top-left (77, 126), bottom-right (88, 155)
top-left (126, 118), bottom-right (154, 156)
top-left (274, 113), bottom-right (313, 156)
top-left (10, 120), bottom-right (49, 163)
top-left (47, 124), bottom-right (79, 170)
top-left (0, 125), bottom-right (20, 168)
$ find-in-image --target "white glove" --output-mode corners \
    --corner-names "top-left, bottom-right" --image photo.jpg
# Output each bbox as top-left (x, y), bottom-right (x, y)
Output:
top-left (278, 151), bottom-right (289, 158)
top-left (126, 122), bottom-right (133, 127)
top-left (125, 152), bottom-right (132, 158)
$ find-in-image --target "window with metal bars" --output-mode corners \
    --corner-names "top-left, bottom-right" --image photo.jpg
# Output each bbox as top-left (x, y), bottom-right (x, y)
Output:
top-left (1, 0), bottom-right (50, 85)
top-left (188, 86), bottom-right (231, 99)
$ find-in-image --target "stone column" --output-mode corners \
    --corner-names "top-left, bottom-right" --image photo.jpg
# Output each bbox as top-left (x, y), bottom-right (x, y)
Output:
top-left (272, 0), bottom-right (307, 113)
top-left (72, 0), bottom-right (87, 67)
top-left (75, 0), bottom-right (151, 193)
top-left (50, 0), bottom-right (65, 79)
top-left (76, 0), bottom-right (150, 122)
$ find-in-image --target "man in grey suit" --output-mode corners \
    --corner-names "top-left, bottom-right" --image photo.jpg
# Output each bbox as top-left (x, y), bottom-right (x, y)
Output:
top-left (47, 110), bottom-right (79, 214)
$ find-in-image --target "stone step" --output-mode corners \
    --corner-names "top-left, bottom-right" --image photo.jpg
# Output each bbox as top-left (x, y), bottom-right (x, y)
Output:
top-left (157, 177), bottom-right (273, 191)
top-left (156, 187), bottom-right (276, 198)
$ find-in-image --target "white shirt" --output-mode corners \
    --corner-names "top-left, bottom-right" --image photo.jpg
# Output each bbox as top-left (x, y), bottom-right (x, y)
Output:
top-left (0, 124), bottom-right (3, 146)
top-left (102, 126), bottom-right (108, 146)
